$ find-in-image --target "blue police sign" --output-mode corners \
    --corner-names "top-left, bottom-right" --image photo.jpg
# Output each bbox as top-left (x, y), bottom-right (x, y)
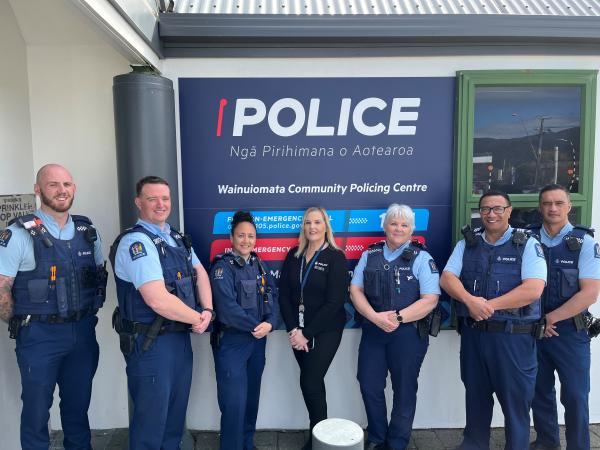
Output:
top-left (179, 77), bottom-right (455, 325)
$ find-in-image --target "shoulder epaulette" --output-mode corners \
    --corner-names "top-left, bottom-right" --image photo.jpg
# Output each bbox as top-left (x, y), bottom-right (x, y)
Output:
top-left (11, 215), bottom-right (53, 248)
top-left (367, 241), bottom-right (385, 253)
top-left (573, 224), bottom-right (595, 238)
top-left (168, 227), bottom-right (193, 253)
top-left (71, 216), bottom-right (98, 243)
top-left (212, 252), bottom-right (229, 263)
top-left (169, 225), bottom-right (183, 240)
top-left (9, 214), bottom-right (37, 228)
top-left (410, 238), bottom-right (427, 251)
top-left (212, 251), bottom-right (245, 268)
top-left (71, 215), bottom-right (92, 226)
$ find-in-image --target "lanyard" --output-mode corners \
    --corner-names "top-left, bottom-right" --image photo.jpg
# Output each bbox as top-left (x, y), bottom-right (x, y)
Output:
top-left (298, 242), bottom-right (325, 328)
top-left (297, 242), bottom-right (325, 328)
top-left (299, 242), bottom-right (326, 297)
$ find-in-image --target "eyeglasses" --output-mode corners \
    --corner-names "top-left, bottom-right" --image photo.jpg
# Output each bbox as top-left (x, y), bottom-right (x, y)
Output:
top-left (479, 205), bottom-right (510, 215)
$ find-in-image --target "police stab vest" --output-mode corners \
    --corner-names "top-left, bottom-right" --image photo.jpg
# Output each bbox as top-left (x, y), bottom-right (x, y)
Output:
top-left (529, 224), bottom-right (593, 314)
top-left (362, 241), bottom-right (421, 312)
top-left (11, 214), bottom-right (107, 317)
top-left (211, 252), bottom-right (274, 324)
top-left (458, 227), bottom-right (541, 322)
top-left (111, 224), bottom-right (198, 324)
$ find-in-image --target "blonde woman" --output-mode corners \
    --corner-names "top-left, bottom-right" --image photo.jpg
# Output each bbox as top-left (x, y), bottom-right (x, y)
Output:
top-left (279, 207), bottom-right (349, 450)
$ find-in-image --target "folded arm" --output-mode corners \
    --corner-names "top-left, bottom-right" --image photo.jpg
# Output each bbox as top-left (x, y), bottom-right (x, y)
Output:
top-left (139, 280), bottom-right (204, 326)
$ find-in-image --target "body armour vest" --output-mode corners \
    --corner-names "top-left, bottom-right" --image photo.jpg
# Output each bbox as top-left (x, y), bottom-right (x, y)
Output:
top-left (362, 242), bottom-right (421, 312)
top-left (458, 228), bottom-right (541, 322)
top-left (212, 252), bottom-right (274, 325)
top-left (11, 214), bottom-right (107, 317)
top-left (111, 225), bottom-right (198, 324)
top-left (529, 225), bottom-right (592, 314)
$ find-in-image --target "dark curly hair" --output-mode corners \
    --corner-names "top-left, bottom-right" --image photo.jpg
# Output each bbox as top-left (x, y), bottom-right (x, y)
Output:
top-left (231, 211), bottom-right (256, 235)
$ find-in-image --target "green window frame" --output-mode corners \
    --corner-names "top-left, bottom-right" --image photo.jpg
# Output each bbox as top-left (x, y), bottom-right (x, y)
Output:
top-left (453, 70), bottom-right (597, 242)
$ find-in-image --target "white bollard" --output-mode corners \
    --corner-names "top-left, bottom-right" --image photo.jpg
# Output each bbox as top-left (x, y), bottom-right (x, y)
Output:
top-left (312, 418), bottom-right (364, 450)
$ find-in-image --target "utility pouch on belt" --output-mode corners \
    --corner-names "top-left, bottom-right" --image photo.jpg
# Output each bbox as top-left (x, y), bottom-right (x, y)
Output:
top-left (142, 316), bottom-right (164, 352)
top-left (429, 307), bottom-right (442, 337)
top-left (417, 317), bottom-right (429, 339)
top-left (8, 317), bottom-right (21, 339)
top-left (120, 333), bottom-right (136, 355)
top-left (416, 306), bottom-right (443, 339)
top-left (573, 313), bottom-right (586, 332)
top-left (534, 318), bottom-right (546, 340)
top-left (112, 306), bottom-right (135, 356)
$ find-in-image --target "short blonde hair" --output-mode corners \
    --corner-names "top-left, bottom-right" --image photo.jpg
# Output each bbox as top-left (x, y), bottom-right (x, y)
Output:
top-left (294, 207), bottom-right (340, 257)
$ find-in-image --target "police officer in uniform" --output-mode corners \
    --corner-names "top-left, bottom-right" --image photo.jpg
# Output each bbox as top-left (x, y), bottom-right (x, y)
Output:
top-left (529, 184), bottom-right (600, 450)
top-left (0, 164), bottom-right (107, 450)
top-left (350, 204), bottom-right (440, 450)
top-left (111, 175), bottom-right (213, 450)
top-left (210, 211), bottom-right (278, 450)
top-left (440, 190), bottom-right (547, 450)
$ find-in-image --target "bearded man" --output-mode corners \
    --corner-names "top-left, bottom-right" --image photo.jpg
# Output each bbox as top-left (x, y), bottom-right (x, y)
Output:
top-left (0, 164), bottom-right (107, 450)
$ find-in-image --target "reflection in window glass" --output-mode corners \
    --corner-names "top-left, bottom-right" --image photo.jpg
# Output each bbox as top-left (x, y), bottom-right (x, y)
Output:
top-left (473, 87), bottom-right (581, 195)
top-left (470, 207), bottom-right (579, 229)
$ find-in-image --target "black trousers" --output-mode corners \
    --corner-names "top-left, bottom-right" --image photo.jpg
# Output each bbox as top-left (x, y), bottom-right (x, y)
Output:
top-left (293, 328), bottom-right (343, 430)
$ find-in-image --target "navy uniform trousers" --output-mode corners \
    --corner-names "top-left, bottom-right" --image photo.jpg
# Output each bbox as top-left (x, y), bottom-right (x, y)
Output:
top-left (212, 331), bottom-right (266, 450)
top-left (459, 322), bottom-right (537, 450)
top-left (125, 330), bottom-right (193, 450)
top-left (532, 320), bottom-right (590, 450)
top-left (15, 315), bottom-right (99, 450)
top-left (357, 322), bottom-right (428, 450)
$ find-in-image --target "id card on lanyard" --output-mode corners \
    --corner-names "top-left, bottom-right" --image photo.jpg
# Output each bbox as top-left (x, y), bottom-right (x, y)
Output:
top-left (298, 243), bottom-right (326, 328)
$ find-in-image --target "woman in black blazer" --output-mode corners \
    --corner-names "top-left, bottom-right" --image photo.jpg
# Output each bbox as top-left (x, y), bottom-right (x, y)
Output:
top-left (278, 206), bottom-right (349, 450)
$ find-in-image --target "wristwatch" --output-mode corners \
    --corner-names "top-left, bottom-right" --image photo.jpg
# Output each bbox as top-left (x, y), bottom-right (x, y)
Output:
top-left (395, 310), bottom-right (404, 324)
top-left (203, 308), bottom-right (216, 322)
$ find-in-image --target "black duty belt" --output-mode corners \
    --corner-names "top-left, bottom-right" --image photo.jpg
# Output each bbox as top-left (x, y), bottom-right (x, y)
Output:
top-left (13, 308), bottom-right (98, 325)
top-left (465, 318), bottom-right (536, 334)
top-left (120, 319), bottom-right (190, 335)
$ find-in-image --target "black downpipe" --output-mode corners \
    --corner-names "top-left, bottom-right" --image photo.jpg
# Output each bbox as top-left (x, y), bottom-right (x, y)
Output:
top-left (113, 67), bottom-right (181, 230)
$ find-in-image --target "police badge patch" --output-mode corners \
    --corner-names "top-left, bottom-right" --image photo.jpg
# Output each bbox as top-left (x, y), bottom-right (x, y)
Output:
top-left (428, 259), bottom-right (438, 274)
top-left (0, 229), bottom-right (11, 247)
top-left (595, 243), bottom-right (600, 259)
top-left (129, 241), bottom-right (147, 261)
top-left (535, 243), bottom-right (545, 258)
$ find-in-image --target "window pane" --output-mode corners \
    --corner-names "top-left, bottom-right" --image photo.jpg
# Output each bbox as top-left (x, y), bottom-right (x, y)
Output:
top-left (470, 207), bottom-right (579, 229)
top-left (473, 86), bottom-right (581, 195)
